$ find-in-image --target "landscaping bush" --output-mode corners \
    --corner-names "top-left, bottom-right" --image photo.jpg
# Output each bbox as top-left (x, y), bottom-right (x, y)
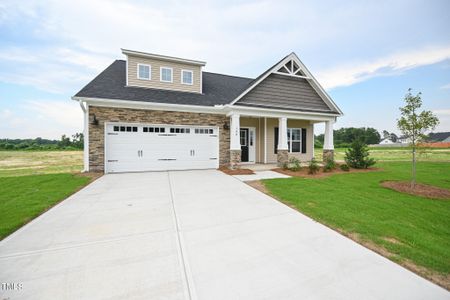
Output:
top-left (308, 158), bottom-right (320, 174)
top-left (345, 140), bottom-right (376, 169)
top-left (288, 157), bottom-right (301, 171)
top-left (323, 158), bottom-right (336, 172)
top-left (340, 163), bottom-right (350, 171)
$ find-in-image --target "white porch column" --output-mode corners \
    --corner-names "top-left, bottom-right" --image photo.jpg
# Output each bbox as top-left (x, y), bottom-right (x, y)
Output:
top-left (323, 120), bottom-right (335, 150)
top-left (230, 113), bottom-right (241, 150)
top-left (278, 117), bottom-right (288, 150)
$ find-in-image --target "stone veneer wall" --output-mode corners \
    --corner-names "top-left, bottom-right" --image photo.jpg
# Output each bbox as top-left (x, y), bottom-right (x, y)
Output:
top-left (229, 150), bottom-right (241, 169)
top-left (323, 149), bottom-right (334, 162)
top-left (277, 150), bottom-right (289, 167)
top-left (88, 106), bottom-right (229, 171)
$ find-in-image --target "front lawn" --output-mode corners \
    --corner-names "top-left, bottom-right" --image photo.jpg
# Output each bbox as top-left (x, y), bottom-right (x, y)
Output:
top-left (0, 174), bottom-right (91, 240)
top-left (314, 147), bottom-right (450, 162)
top-left (263, 161), bottom-right (450, 288)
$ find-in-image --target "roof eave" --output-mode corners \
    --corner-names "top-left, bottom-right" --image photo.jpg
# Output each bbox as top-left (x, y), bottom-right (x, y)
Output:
top-left (121, 48), bottom-right (206, 66)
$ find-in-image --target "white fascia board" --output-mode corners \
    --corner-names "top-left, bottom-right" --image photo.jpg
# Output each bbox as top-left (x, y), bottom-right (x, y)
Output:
top-left (121, 49), bottom-right (206, 66)
top-left (229, 54), bottom-right (294, 105)
top-left (290, 53), bottom-right (344, 116)
top-left (71, 96), bottom-right (338, 121)
top-left (224, 105), bottom-right (338, 122)
top-left (229, 52), bottom-right (344, 116)
top-left (71, 96), bottom-right (225, 115)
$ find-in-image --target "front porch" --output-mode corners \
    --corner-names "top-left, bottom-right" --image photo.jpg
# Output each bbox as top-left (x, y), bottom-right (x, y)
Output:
top-left (227, 112), bottom-right (335, 168)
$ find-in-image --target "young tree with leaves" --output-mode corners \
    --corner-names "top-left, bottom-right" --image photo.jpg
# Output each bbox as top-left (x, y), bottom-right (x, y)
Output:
top-left (397, 89), bottom-right (439, 188)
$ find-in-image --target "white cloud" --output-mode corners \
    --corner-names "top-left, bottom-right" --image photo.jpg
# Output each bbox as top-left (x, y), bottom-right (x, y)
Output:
top-left (317, 46), bottom-right (450, 89)
top-left (433, 109), bottom-right (450, 116)
top-left (25, 100), bottom-right (82, 129)
top-left (0, 100), bottom-right (82, 139)
top-left (432, 109), bottom-right (450, 132)
top-left (1, 0), bottom-right (450, 94)
top-left (440, 83), bottom-right (450, 89)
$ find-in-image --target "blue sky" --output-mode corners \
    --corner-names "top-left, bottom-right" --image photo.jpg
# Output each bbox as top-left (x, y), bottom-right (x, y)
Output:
top-left (1, 0), bottom-right (449, 139)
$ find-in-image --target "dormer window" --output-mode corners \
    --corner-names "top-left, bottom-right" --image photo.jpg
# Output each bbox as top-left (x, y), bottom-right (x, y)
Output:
top-left (137, 64), bottom-right (151, 80)
top-left (181, 70), bottom-right (193, 85)
top-left (160, 67), bottom-right (173, 83)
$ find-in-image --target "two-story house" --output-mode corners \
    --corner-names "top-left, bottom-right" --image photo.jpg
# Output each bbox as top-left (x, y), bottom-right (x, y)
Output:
top-left (73, 49), bottom-right (343, 173)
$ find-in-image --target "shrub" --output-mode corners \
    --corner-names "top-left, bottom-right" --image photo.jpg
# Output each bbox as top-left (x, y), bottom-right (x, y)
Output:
top-left (308, 158), bottom-right (320, 174)
top-left (323, 158), bottom-right (336, 172)
top-left (287, 157), bottom-right (301, 172)
top-left (340, 163), bottom-right (350, 171)
top-left (344, 140), bottom-right (376, 169)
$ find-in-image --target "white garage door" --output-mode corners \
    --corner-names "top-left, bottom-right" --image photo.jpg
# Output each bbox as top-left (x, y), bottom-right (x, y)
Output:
top-left (105, 123), bottom-right (219, 173)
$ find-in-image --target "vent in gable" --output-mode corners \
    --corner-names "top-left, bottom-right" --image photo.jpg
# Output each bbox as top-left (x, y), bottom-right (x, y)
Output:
top-left (275, 59), bottom-right (307, 78)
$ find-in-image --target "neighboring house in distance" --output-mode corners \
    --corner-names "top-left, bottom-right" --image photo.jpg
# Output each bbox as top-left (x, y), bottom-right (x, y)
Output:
top-left (379, 138), bottom-right (397, 145)
top-left (442, 136), bottom-right (450, 143)
top-left (398, 135), bottom-right (411, 144)
top-left (73, 49), bottom-right (343, 173)
top-left (427, 132), bottom-right (450, 142)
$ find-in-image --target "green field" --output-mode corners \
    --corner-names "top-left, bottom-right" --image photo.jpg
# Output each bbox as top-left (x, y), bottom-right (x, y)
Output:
top-left (0, 150), bottom-right (83, 177)
top-left (264, 161), bottom-right (450, 288)
top-left (0, 150), bottom-right (90, 240)
top-left (315, 147), bottom-right (450, 162)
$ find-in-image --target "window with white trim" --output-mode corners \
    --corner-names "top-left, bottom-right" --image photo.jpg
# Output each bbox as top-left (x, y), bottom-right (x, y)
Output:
top-left (160, 67), bottom-right (173, 82)
top-left (138, 64), bottom-right (151, 80)
top-left (181, 70), bottom-right (193, 85)
top-left (288, 128), bottom-right (301, 153)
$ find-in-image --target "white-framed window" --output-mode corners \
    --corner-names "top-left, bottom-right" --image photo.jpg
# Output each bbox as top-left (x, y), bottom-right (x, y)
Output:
top-left (181, 69), bottom-right (193, 85)
top-left (137, 64), bottom-right (151, 80)
top-left (160, 67), bottom-right (173, 82)
top-left (288, 128), bottom-right (302, 153)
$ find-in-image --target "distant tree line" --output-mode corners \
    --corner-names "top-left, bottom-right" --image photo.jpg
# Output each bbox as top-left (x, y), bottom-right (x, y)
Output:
top-left (0, 133), bottom-right (83, 151)
top-left (315, 127), bottom-right (381, 148)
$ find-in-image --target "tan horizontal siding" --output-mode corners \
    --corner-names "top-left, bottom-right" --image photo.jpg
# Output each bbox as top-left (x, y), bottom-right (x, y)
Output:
top-left (127, 55), bottom-right (201, 93)
top-left (266, 118), bottom-right (314, 163)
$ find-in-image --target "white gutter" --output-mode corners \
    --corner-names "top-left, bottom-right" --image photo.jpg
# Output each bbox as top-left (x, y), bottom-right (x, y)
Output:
top-left (71, 96), bottom-right (226, 115)
top-left (72, 96), bottom-right (340, 119)
top-left (74, 98), bottom-right (89, 172)
top-left (224, 104), bottom-right (340, 120)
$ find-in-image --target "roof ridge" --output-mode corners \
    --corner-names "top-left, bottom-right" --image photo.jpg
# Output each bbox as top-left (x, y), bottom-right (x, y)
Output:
top-left (203, 71), bottom-right (253, 80)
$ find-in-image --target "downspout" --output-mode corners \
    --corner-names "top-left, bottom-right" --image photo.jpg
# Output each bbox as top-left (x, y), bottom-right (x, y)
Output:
top-left (77, 99), bottom-right (89, 172)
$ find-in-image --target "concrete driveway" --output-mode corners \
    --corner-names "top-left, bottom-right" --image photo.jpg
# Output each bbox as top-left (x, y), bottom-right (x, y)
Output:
top-left (0, 170), bottom-right (448, 299)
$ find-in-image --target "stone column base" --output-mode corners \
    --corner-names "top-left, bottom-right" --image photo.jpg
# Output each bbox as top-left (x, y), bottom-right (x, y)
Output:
top-left (277, 150), bottom-right (289, 167)
top-left (323, 149), bottom-right (334, 162)
top-left (229, 150), bottom-right (241, 169)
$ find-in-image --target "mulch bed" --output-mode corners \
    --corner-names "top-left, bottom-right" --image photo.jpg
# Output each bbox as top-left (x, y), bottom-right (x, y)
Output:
top-left (381, 181), bottom-right (450, 200)
top-left (273, 167), bottom-right (379, 178)
top-left (219, 167), bottom-right (255, 175)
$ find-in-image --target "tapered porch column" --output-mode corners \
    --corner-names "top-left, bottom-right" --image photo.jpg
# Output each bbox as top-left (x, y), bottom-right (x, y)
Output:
top-left (323, 119), bottom-right (335, 161)
top-left (229, 113), bottom-right (241, 168)
top-left (277, 117), bottom-right (289, 167)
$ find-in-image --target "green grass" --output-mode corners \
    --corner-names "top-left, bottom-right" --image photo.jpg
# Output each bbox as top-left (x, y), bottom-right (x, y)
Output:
top-left (0, 173), bottom-right (90, 240)
top-left (263, 162), bottom-right (450, 278)
top-left (314, 147), bottom-right (450, 162)
top-left (0, 150), bottom-right (91, 240)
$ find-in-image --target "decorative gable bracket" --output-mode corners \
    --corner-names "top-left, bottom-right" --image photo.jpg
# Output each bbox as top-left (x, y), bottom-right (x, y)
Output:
top-left (274, 59), bottom-right (309, 79)
top-left (229, 52), bottom-right (343, 116)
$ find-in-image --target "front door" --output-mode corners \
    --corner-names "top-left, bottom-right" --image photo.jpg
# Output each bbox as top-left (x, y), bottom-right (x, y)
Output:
top-left (240, 127), bottom-right (256, 163)
top-left (240, 128), bottom-right (249, 162)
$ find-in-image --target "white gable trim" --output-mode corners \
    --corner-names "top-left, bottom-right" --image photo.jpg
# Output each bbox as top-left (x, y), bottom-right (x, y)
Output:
top-left (229, 53), bottom-right (343, 116)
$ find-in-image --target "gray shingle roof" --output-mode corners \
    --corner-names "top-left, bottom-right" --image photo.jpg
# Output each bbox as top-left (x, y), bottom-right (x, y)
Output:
top-left (75, 60), bottom-right (253, 106)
